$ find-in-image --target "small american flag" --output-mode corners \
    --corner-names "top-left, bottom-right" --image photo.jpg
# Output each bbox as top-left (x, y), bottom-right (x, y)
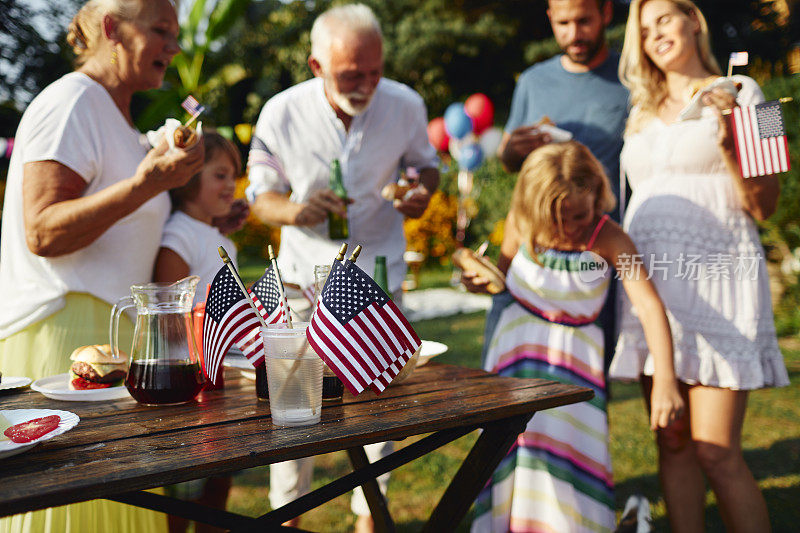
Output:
top-left (250, 265), bottom-right (289, 326)
top-left (729, 51), bottom-right (749, 67)
top-left (307, 260), bottom-right (420, 395)
top-left (203, 266), bottom-right (264, 383)
top-left (181, 95), bottom-right (206, 119)
top-left (247, 135), bottom-right (289, 185)
top-left (731, 100), bottom-right (791, 179)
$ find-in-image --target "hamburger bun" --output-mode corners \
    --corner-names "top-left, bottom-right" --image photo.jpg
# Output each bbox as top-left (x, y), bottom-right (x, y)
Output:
top-left (69, 344), bottom-right (128, 390)
top-left (173, 125), bottom-right (199, 149)
top-left (452, 248), bottom-right (506, 294)
top-left (381, 183), bottom-right (414, 202)
top-left (689, 76), bottom-right (742, 99)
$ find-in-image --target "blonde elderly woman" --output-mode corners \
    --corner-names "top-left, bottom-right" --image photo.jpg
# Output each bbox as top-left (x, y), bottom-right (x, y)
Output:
top-left (0, 0), bottom-right (202, 531)
top-left (611, 1), bottom-right (789, 531)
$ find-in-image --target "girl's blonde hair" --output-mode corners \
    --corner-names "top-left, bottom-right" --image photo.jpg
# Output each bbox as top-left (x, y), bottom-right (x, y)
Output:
top-left (619, 0), bottom-right (721, 135)
top-left (170, 131), bottom-right (242, 210)
top-left (66, 0), bottom-right (156, 66)
top-left (510, 141), bottom-right (616, 250)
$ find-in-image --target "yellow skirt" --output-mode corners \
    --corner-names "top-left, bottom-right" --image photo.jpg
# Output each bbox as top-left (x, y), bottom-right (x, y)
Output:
top-left (0, 293), bottom-right (168, 533)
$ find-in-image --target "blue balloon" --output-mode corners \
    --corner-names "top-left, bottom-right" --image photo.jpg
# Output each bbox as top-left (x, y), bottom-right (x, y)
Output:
top-left (459, 143), bottom-right (484, 171)
top-left (444, 103), bottom-right (473, 140)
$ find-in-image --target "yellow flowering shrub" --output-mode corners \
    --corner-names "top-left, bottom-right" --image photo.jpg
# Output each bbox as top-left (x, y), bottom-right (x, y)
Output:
top-left (404, 190), bottom-right (459, 264)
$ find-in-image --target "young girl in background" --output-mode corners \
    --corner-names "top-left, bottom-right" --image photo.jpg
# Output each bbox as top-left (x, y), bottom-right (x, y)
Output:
top-left (464, 141), bottom-right (683, 533)
top-left (155, 131), bottom-right (240, 302)
top-left (154, 131), bottom-right (240, 533)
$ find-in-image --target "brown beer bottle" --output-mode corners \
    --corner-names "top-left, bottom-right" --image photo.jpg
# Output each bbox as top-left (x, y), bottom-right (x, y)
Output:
top-left (328, 159), bottom-right (349, 240)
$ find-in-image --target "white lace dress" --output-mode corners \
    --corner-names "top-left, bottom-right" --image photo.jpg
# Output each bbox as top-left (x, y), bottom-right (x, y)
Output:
top-left (611, 75), bottom-right (789, 390)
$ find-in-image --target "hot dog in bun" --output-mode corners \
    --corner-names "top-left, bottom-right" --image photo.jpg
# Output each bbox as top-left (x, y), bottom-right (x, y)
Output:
top-left (69, 344), bottom-right (128, 390)
top-left (452, 248), bottom-right (506, 294)
top-left (173, 125), bottom-right (199, 149)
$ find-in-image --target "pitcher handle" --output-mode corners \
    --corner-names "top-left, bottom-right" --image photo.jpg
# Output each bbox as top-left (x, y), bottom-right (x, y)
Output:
top-left (110, 296), bottom-right (135, 359)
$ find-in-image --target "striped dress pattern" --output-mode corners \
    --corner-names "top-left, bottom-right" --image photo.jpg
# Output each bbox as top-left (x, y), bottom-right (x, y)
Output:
top-left (472, 227), bottom-right (615, 533)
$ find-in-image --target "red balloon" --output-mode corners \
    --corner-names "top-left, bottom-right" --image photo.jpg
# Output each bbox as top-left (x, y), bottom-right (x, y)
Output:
top-left (427, 116), bottom-right (450, 152)
top-left (464, 93), bottom-right (494, 135)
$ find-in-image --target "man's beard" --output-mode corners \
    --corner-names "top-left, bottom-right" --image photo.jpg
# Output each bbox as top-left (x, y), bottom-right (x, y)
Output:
top-left (563, 36), bottom-right (605, 66)
top-left (326, 79), bottom-right (374, 117)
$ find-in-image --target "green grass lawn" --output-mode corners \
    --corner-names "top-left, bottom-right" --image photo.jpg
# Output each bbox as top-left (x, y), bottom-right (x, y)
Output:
top-left (227, 257), bottom-right (800, 530)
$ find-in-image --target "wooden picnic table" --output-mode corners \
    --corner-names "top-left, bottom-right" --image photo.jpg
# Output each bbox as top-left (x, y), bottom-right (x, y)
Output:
top-left (0, 362), bottom-right (593, 532)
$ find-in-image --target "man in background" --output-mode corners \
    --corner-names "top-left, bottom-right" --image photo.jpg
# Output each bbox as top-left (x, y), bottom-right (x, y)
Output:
top-left (246, 4), bottom-right (439, 531)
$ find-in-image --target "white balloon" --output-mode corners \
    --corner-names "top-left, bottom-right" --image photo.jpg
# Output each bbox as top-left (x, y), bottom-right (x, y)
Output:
top-left (448, 137), bottom-right (463, 161)
top-left (478, 127), bottom-right (503, 159)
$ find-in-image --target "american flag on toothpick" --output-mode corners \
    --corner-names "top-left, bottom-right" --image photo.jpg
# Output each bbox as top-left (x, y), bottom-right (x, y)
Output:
top-left (729, 51), bottom-right (749, 67)
top-left (248, 136), bottom-right (289, 184)
top-left (181, 95), bottom-right (206, 120)
top-left (307, 259), bottom-right (421, 395)
top-left (203, 266), bottom-right (265, 383)
top-left (731, 100), bottom-right (791, 179)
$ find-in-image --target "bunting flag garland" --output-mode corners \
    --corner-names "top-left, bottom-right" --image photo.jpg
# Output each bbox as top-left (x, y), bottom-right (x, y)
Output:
top-left (202, 266), bottom-right (264, 383)
top-left (731, 100), bottom-right (790, 179)
top-left (306, 260), bottom-right (421, 395)
top-left (247, 135), bottom-right (289, 184)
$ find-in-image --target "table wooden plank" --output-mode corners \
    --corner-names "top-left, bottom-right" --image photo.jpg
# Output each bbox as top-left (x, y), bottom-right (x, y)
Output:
top-left (0, 364), bottom-right (593, 518)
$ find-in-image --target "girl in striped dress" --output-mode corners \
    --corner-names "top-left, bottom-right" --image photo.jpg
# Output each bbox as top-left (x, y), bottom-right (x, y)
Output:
top-left (465, 141), bottom-right (683, 533)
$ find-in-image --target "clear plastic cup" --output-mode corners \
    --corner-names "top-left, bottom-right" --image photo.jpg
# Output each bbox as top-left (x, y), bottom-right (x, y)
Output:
top-left (261, 323), bottom-right (322, 427)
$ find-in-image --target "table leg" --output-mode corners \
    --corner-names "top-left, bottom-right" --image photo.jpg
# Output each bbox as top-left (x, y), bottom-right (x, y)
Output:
top-left (347, 446), bottom-right (395, 533)
top-left (422, 413), bottom-right (533, 532)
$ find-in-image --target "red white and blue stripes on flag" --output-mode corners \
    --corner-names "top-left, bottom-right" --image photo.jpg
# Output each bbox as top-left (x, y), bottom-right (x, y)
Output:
top-left (232, 264), bottom-right (290, 368)
top-left (202, 266), bottom-right (264, 384)
top-left (307, 260), bottom-right (421, 395)
top-left (731, 100), bottom-right (790, 179)
top-left (181, 95), bottom-right (206, 119)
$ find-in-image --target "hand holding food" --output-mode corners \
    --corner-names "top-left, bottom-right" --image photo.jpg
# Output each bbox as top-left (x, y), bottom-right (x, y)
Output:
top-left (69, 344), bottom-right (128, 390)
top-left (452, 247), bottom-right (506, 294)
top-left (381, 182), bottom-right (414, 202)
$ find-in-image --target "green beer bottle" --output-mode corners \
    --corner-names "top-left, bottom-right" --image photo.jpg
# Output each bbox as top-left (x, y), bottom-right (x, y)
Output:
top-left (374, 255), bottom-right (390, 298)
top-left (328, 159), bottom-right (349, 240)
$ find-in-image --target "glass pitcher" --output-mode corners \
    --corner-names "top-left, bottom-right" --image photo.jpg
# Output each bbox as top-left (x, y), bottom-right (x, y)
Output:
top-left (110, 276), bottom-right (205, 406)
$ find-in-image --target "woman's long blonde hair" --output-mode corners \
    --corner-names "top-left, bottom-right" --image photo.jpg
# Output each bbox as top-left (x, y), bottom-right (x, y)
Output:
top-left (618, 0), bottom-right (721, 135)
top-left (510, 141), bottom-right (616, 251)
top-left (66, 0), bottom-right (151, 66)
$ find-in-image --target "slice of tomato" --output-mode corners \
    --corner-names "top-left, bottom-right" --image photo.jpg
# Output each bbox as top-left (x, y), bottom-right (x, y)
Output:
top-left (70, 378), bottom-right (112, 390)
top-left (4, 415), bottom-right (61, 443)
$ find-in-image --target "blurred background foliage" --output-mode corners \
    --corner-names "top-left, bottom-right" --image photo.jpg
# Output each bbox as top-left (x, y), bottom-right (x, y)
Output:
top-left (1, 0), bottom-right (799, 330)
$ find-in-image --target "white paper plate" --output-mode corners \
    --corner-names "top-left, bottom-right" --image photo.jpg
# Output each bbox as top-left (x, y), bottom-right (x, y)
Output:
top-left (31, 374), bottom-right (132, 402)
top-left (0, 408), bottom-right (79, 459)
top-left (0, 376), bottom-right (32, 391)
top-left (418, 340), bottom-right (448, 366)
